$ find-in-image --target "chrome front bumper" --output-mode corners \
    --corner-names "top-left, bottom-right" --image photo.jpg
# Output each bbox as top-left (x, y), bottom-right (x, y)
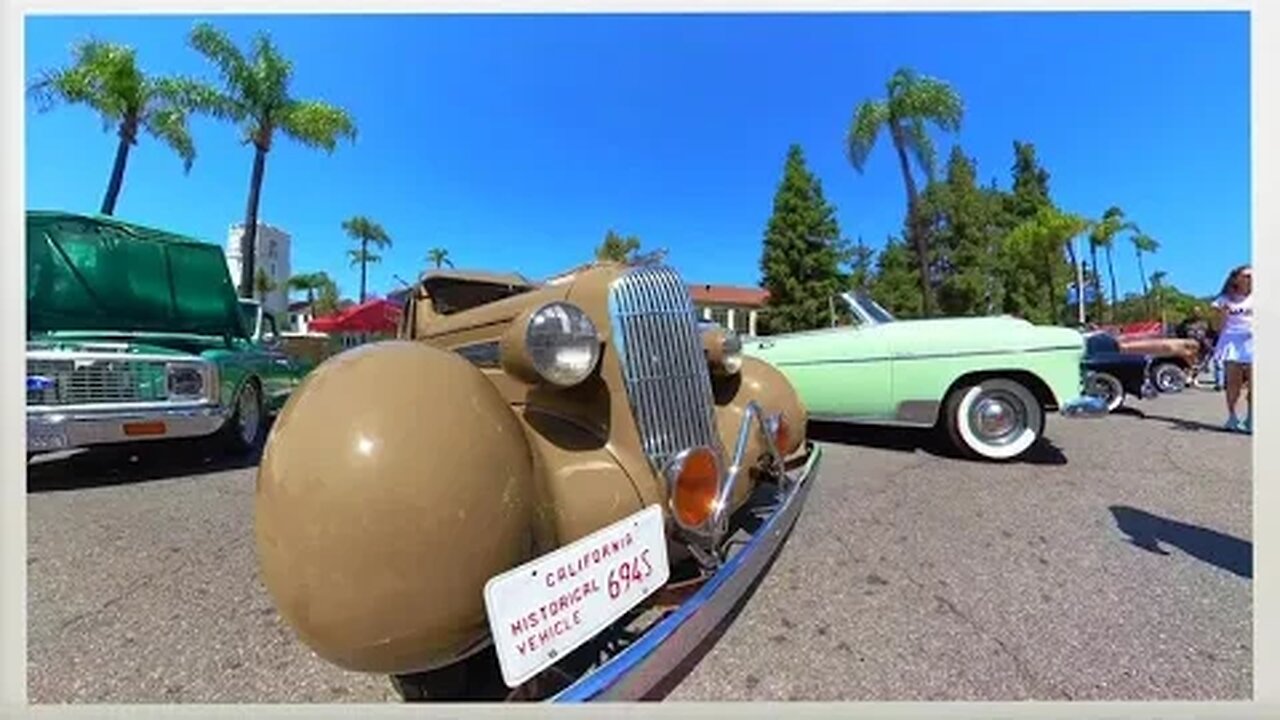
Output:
top-left (26, 404), bottom-right (229, 453)
top-left (1060, 394), bottom-right (1109, 418)
top-left (551, 441), bottom-right (823, 702)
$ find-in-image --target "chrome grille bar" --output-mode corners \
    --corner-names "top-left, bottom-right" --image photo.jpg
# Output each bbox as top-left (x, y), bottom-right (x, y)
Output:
top-left (27, 358), bottom-right (168, 406)
top-left (608, 265), bottom-right (720, 471)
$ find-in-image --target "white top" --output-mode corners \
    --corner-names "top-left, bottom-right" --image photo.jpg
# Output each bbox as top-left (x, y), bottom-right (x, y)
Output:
top-left (1214, 293), bottom-right (1253, 336)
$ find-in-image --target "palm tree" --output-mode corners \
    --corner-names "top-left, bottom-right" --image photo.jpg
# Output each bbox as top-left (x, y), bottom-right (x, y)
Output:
top-left (1150, 270), bottom-right (1169, 324)
top-left (187, 22), bottom-right (357, 298)
top-left (846, 67), bottom-right (964, 317)
top-left (426, 247), bottom-right (453, 269)
top-left (1131, 232), bottom-right (1159, 296)
top-left (1086, 206), bottom-right (1138, 320)
top-left (287, 271), bottom-right (332, 313)
top-left (342, 216), bottom-right (392, 302)
top-left (27, 39), bottom-right (213, 215)
top-left (253, 266), bottom-right (277, 303)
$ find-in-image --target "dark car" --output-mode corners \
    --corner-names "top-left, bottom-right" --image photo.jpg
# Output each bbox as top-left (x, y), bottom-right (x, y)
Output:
top-left (1082, 331), bottom-right (1158, 413)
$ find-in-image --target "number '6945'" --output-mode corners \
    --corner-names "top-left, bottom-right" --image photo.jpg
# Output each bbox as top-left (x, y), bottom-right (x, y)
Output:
top-left (607, 549), bottom-right (654, 600)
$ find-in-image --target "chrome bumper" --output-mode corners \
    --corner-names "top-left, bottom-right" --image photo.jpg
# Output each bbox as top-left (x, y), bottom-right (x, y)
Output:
top-left (26, 404), bottom-right (229, 453)
top-left (1060, 395), bottom-right (1108, 418)
top-left (551, 441), bottom-right (823, 702)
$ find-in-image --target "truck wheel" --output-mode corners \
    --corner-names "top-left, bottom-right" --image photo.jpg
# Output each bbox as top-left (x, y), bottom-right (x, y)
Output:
top-left (943, 377), bottom-right (1045, 461)
top-left (1152, 362), bottom-right (1187, 393)
top-left (221, 380), bottom-right (265, 455)
top-left (1083, 371), bottom-right (1125, 413)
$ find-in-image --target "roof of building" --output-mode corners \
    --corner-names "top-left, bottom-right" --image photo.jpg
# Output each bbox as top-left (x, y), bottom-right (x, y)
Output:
top-left (687, 283), bottom-right (770, 307)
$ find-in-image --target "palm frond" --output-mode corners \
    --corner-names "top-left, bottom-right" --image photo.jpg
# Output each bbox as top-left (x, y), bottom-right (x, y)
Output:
top-left (902, 117), bottom-right (938, 183)
top-left (151, 75), bottom-right (244, 123)
top-left (280, 99), bottom-right (357, 152)
top-left (188, 22), bottom-right (252, 97)
top-left (249, 31), bottom-right (294, 113)
top-left (897, 75), bottom-right (964, 131)
top-left (142, 105), bottom-right (196, 172)
top-left (846, 99), bottom-right (888, 173)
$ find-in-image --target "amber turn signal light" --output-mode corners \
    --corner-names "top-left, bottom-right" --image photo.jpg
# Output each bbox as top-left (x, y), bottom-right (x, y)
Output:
top-left (669, 446), bottom-right (721, 531)
top-left (772, 413), bottom-right (790, 456)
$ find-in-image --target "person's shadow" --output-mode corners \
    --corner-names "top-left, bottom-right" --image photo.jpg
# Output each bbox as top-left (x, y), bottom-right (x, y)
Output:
top-left (1109, 505), bottom-right (1252, 579)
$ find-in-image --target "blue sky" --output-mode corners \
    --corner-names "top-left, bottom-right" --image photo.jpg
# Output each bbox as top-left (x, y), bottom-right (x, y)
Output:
top-left (24, 11), bottom-right (1250, 301)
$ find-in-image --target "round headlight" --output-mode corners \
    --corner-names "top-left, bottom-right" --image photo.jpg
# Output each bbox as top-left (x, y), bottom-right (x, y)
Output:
top-left (721, 331), bottom-right (743, 375)
top-left (525, 302), bottom-right (602, 387)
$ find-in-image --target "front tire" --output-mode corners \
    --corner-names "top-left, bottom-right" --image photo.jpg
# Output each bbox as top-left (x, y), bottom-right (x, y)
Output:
top-left (1152, 362), bottom-right (1187, 393)
top-left (943, 377), bottom-right (1045, 461)
top-left (1083, 371), bottom-right (1126, 413)
top-left (221, 379), bottom-right (265, 455)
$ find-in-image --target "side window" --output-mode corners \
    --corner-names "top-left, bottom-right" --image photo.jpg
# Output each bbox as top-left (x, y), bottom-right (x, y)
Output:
top-left (263, 314), bottom-right (279, 341)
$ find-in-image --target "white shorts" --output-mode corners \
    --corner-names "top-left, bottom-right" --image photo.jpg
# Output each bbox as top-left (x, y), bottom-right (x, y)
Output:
top-left (1214, 332), bottom-right (1253, 365)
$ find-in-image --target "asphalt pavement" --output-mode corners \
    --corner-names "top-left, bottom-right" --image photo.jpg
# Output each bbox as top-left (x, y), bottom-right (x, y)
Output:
top-left (26, 389), bottom-right (1252, 703)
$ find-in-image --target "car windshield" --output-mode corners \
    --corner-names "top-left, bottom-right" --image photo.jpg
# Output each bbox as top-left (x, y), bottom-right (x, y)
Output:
top-left (239, 302), bottom-right (259, 337)
top-left (840, 292), bottom-right (896, 326)
top-left (1085, 332), bottom-right (1120, 355)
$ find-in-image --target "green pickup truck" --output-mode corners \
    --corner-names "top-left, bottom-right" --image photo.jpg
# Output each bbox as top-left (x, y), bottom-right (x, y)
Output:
top-left (25, 210), bottom-right (314, 458)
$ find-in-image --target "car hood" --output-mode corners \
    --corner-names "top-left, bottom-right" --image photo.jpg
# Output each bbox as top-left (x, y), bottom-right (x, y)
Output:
top-left (26, 210), bottom-right (249, 340)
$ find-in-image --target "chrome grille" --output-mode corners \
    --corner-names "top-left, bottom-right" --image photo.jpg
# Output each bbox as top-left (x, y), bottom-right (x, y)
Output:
top-left (27, 358), bottom-right (168, 406)
top-left (608, 265), bottom-right (720, 471)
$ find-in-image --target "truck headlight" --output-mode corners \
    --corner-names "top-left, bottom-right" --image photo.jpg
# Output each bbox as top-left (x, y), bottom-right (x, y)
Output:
top-left (504, 302), bottom-right (602, 387)
top-left (166, 363), bottom-right (208, 399)
top-left (700, 323), bottom-right (743, 376)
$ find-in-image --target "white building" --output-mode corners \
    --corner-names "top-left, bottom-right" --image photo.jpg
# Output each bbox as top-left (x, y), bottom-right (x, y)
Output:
top-left (226, 222), bottom-right (292, 316)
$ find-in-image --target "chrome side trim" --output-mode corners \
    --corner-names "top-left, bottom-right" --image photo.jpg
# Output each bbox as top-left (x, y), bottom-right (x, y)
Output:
top-left (772, 344), bottom-right (1084, 368)
top-left (551, 442), bottom-right (822, 703)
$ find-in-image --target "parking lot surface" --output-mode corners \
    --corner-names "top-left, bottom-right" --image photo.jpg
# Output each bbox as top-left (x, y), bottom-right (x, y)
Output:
top-left (27, 390), bottom-right (1251, 703)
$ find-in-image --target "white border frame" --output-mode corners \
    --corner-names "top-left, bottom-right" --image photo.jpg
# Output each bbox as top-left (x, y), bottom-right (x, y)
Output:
top-left (3, 0), bottom-right (1271, 717)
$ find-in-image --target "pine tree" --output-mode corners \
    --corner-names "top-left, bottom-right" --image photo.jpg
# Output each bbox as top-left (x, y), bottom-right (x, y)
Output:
top-left (870, 236), bottom-right (923, 318)
top-left (759, 145), bottom-right (846, 333)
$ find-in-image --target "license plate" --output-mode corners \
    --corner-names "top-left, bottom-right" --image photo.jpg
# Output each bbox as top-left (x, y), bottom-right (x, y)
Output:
top-left (483, 504), bottom-right (670, 688)
top-left (28, 426), bottom-right (69, 450)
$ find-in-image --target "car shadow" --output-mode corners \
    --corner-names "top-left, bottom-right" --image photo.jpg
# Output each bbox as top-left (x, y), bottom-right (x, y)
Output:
top-left (1109, 505), bottom-right (1252, 579)
top-left (26, 424), bottom-right (272, 494)
top-left (807, 421), bottom-right (1067, 466)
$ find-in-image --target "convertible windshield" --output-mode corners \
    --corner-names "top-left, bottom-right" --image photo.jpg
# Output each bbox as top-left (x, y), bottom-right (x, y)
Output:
top-left (841, 292), bottom-right (896, 326)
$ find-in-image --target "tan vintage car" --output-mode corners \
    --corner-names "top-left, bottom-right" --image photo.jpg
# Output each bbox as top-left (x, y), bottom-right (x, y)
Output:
top-left (254, 261), bottom-right (823, 702)
top-left (1115, 335), bottom-right (1201, 392)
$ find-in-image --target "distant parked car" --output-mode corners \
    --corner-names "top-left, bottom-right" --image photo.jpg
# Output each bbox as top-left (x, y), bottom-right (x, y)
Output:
top-left (1081, 332), bottom-right (1157, 413)
top-left (1114, 335), bottom-right (1201, 393)
top-left (744, 293), bottom-right (1106, 462)
top-left (25, 210), bottom-right (314, 459)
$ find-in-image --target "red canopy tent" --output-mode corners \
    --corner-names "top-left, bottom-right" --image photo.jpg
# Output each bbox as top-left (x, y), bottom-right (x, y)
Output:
top-left (309, 297), bottom-right (402, 335)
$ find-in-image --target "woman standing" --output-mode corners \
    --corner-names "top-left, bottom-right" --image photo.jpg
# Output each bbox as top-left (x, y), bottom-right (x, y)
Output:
top-left (1211, 265), bottom-right (1253, 432)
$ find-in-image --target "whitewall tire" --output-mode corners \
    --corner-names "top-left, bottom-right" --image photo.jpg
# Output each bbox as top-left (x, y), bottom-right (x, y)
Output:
top-left (944, 377), bottom-right (1045, 461)
top-left (1083, 371), bottom-right (1126, 413)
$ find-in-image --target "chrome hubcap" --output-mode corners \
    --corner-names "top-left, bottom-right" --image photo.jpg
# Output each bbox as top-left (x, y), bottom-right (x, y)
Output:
top-left (969, 393), bottom-right (1025, 445)
top-left (238, 387), bottom-right (260, 444)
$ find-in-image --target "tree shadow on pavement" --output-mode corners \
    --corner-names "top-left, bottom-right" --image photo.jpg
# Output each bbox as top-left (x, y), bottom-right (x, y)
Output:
top-left (1109, 505), bottom-right (1252, 579)
top-left (808, 421), bottom-right (1067, 466)
top-left (26, 426), bottom-right (270, 494)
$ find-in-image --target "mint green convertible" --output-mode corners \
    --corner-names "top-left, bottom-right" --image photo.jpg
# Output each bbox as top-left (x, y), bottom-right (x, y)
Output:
top-left (745, 293), bottom-right (1105, 461)
top-left (25, 211), bottom-right (313, 458)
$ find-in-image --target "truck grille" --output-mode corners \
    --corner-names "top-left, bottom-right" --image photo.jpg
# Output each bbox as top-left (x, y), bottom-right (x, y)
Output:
top-left (608, 265), bottom-right (721, 471)
top-left (27, 358), bottom-right (168, 406)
